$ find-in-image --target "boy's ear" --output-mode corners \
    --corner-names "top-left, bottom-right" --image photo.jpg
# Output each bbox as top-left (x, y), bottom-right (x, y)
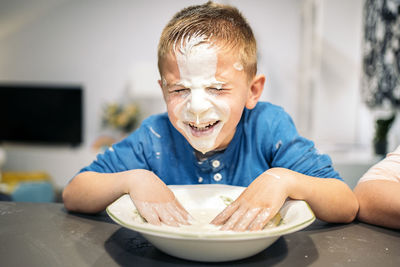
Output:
top-left (246, 74), bottom-right (265, 109)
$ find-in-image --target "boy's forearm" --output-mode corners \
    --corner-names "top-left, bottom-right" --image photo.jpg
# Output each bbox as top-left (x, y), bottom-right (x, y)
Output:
top-left (63, 171), bottom-right (132, 213)
top-left (354, 180), bottom-right (400, 229)
top-left (267, 168), bottom-right (359, 223)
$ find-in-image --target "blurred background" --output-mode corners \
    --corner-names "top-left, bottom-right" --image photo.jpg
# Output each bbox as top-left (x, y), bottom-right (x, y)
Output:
top-left (0, 0), bottom-right (399, 201)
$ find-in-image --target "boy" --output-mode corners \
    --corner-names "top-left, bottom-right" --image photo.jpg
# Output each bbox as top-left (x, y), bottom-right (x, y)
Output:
top-left (354, 145), bottom-right (400, 229)
top-left (63, 2), bottom-right (358, 231)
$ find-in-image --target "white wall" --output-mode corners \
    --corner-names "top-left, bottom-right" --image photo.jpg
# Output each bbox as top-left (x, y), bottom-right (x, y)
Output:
top-left (312, 0), bottom-right (368, 147)
top-left (0, 0), bottom-right (302, 187)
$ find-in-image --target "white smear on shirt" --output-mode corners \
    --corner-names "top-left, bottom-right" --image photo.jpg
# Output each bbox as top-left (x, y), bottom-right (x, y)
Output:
top-left (149, 126), bottom-right (161, 138)
top-left (275, 140), bottom-right (282, 150)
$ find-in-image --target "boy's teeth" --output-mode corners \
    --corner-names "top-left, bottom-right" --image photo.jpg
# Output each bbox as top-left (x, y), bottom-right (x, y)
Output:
top-left (189, 121), bottom-right (218, 130)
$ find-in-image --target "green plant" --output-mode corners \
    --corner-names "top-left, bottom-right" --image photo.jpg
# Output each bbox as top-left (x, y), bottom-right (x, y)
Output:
top-left (373, 113), bottom-right (396, 155)
top-left (102, 102), bottom-right (140, 134)
top-left (374, 114), bottom-right (396, 143)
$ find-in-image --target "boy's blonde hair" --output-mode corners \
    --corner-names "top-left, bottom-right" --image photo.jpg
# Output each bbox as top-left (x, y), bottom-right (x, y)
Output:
top-left (158, 1), bottom-right (257, 80)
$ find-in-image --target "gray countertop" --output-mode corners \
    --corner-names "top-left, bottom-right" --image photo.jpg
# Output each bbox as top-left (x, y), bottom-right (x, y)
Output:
top-left (1, 201), bottom-right (399, 267)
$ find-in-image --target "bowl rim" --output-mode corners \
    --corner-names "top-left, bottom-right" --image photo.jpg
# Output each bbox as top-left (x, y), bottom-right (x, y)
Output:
top-left (106, 184), bottom-right (316, 240)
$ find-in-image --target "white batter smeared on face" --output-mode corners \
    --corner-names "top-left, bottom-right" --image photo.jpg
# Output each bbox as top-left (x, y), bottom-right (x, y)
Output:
top-left (173, 34), bottom-right (231, 153)
top-left (233, 62), bottom-right (244, 71)
top-left (162, 77), bottom-right (167, 87)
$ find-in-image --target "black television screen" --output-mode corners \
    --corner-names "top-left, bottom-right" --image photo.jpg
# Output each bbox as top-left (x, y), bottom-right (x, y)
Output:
top-left (0, 83), bottom-right (83, 146)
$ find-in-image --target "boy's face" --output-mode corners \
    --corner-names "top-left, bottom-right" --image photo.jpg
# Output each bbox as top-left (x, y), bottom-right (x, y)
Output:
top-left (159, 40), bottom-right (264, 154)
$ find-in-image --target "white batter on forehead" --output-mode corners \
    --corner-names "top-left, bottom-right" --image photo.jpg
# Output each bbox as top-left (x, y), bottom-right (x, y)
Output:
top-left (173, 34), bottom-right (230, 153)
top-left (175, 34), bottom-right (224, 89)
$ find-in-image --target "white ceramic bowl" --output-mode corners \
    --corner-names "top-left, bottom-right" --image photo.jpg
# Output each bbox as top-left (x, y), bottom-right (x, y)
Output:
top-left (106, 184), bottom-right (315, 262)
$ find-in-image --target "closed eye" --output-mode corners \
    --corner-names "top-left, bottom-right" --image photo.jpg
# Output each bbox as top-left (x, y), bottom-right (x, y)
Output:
top-left (207, 87), bottom-right (227, 93)
top-left (171, 88), bottom-right (190, 94)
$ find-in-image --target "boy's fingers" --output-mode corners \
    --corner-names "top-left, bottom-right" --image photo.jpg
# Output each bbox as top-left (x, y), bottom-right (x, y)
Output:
top-left (165, 202), bottom-right (189, 225)
top-left (134, 201), bottom-right (161, 226)
top-left (133, 196), bottom-right (191, 227)
top-left (221, 205), bottom-right (247, 231)
top-left (233, 207), bottom-right (262, 231)
top-left (248, 207), bottom-right (272, 231)
top-left (174, 199), bottom-right (193, 221)
top-left (210, 202), bottom-right (239, 225)
top-left (154, 204), bottom-right (179, 227)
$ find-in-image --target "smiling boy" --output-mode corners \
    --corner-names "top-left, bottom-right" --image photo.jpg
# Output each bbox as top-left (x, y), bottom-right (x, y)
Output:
top-left (63, 2), bottom-right (358, 231)
top-left (160, 34), bottom-right (258, 154)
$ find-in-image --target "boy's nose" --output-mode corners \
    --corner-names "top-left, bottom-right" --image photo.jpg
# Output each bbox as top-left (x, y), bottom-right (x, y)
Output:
top-left (188, 89), bottom-right (212, 116)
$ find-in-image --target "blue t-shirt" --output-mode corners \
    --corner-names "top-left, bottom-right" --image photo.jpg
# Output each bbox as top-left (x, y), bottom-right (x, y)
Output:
top-left (79, 102), bottom-right (341, 186)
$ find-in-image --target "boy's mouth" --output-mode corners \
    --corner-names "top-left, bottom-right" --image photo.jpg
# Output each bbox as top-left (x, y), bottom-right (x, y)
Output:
top-left (186, 120), bottom-right (221, 137)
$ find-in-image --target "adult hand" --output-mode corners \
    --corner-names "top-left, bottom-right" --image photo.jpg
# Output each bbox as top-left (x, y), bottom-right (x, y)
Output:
top-left (211, 169), bottom-right (292, 231)
top-left (126, 169), bottom-right (191, 227)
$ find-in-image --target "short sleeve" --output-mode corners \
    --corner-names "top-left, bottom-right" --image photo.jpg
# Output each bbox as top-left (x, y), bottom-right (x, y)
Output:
top-left (268, 109), bottom-right (341, 180)
top-left (358, 145), bottom-right (400, 183)
top-left (78, 128), bottom-right (150, 175)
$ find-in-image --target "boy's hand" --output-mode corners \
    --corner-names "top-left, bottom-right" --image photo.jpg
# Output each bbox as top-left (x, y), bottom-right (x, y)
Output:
top-left (126, 170), bottom-right (191, 227)
top-left (211, 169), bottom-right (292, 231)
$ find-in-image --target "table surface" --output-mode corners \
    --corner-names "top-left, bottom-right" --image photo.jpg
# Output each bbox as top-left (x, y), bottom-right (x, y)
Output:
top-left (1, 201), bottom-right (399, 267)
